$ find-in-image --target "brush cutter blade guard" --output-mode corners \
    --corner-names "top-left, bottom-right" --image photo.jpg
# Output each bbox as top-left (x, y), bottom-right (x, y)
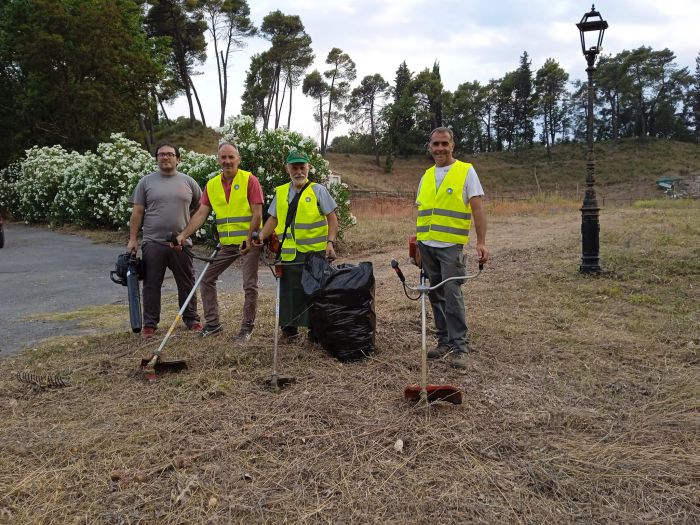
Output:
top-left (404, 385), bottom-right (463, 405)
top-left (140, 358), bottom-right (188, 375)
top-left (266, 375), bottom-right (296, 392)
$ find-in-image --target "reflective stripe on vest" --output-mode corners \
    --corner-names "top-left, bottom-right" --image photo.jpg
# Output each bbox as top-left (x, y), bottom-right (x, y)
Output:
top-left (274, 182), bottom-right (328, 261)
top-left (207, 171), bottom-right (256, 245)
top-left (416, 160), bottom-right (472, 244)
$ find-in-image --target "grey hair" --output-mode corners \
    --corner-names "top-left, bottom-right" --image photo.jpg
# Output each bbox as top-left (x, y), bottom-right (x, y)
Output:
top-left (217, 141), bottom-right (240, 154)
top-left (429, 127), bottom-right (454, 142)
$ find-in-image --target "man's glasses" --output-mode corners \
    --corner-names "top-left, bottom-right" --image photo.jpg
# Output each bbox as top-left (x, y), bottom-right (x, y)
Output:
top-left (157, 152), bottom-right (177, 158)
top-left (431, 141), bottom-right (451, 147)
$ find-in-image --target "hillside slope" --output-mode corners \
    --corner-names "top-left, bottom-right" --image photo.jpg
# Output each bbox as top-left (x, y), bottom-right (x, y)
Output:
top-left (164, 124), bottom-right (700, 201)
top-left (328, 139), bottom-right (700, 200)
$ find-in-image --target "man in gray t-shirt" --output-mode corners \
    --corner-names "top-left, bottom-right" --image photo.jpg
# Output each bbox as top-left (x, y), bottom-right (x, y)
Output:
top-left (127, 143), bottom-right (203, 337)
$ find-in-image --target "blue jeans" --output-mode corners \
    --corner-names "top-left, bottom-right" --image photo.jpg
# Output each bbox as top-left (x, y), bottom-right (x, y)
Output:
top-left (417, 243), bottom-right (469, 353)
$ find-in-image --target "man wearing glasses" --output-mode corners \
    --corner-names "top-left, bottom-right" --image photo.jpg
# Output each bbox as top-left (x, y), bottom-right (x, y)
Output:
top-left (127, 143), bottom-right (203, 338)
top-left (415, 127), bottom-right (489, 369)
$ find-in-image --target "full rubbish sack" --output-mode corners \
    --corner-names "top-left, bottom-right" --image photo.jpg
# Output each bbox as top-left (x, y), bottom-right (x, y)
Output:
top-left (302, 255), bottom-right (376, 362)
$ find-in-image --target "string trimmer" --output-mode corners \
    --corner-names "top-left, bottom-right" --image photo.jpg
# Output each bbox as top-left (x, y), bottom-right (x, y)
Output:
top-left (391, 257), bottom-right (482, 406)
top-left (140, 239), bottom-right (221, 381)
top-left (258, 232), bottom-right (297, 392)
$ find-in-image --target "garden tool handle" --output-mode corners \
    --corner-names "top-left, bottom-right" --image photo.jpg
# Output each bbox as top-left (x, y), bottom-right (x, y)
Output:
top-left (390, 259), bottom-right (406, 283)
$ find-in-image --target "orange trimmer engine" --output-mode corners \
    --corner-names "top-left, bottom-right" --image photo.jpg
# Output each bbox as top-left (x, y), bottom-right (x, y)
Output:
top-left (408, 235), bottom-right (421, 268)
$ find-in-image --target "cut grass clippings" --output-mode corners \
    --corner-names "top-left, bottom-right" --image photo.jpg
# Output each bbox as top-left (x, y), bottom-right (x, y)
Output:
top-left (0, 199), bottom-right (698, 523)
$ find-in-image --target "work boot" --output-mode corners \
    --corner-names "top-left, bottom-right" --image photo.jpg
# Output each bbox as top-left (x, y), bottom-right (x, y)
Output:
top-left (141, 326), bottom-right (157, 339)
top-left (234, 327), bottom-right (253, 343)
top-left (200, 324), bottom-right (223, 338)
top-left (427, 343), bottom-right (452, 359)
top-left (450, 351), bottom-right (469, 370)
top-left (280, 326), bottom-right (298, 343)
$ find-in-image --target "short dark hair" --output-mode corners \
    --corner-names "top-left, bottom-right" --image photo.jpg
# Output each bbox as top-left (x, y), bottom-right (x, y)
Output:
top-left (155, 142), bottom-right (180, 159)
top-left (429, 127), bottom-right (454, 142)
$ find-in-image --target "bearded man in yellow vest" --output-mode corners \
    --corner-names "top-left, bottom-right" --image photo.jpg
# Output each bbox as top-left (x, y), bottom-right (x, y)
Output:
top-left (257, 150), bottom-right (339, 340)
top-left (415, 127), bottom-right (490, 369)
top-left (176, 142), bottom-right (263, 342)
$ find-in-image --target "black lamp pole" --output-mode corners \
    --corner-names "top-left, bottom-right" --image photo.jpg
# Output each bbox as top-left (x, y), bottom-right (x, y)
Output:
top-left (577, 5), bottom-right (608, 274)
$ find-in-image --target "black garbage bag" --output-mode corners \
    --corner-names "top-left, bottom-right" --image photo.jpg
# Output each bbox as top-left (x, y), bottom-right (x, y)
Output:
top-left (302, 255), bottom-right (375, 362)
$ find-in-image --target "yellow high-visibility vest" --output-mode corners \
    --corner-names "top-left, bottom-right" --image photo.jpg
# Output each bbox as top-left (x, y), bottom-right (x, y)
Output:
top-left (275, 182), bottom-right (328, 261)
top-left (207, 170), bottom-right (257, 245)
top-left (416, 160), bottom-right (472, 245)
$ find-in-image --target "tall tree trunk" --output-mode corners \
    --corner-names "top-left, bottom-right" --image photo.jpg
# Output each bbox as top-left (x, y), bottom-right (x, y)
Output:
top-left (287, 79), bottom-right (293, 128)
top-left (158, 98), bottom-right (171, 124)
top-left (219, 50), bottom-right (228, 127)
top-left (274, 75), bottom-right (289, 129)
top-left (190, 75), bottom-right (207, 126)
top-left (318, 95), bottom-right (326, 154)
top-left (370, 101), bottom-right (379, 166)
top-left (139, 115), bottom-right (154, 152)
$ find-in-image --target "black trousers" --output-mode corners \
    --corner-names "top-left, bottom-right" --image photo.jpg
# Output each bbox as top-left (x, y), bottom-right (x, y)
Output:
top-left (141, 242), bottom-right (200, 328)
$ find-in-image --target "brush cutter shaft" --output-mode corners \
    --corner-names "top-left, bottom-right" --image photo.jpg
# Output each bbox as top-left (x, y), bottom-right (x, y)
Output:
top-left (149, 245), bottom-right (221, 363)
top-left (420, 275), bottom-right (428, 404)
top-left (272, 272), bottom-right (281, 378)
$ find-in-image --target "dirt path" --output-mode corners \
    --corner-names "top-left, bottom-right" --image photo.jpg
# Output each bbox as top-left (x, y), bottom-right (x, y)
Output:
top-left (0, 223), bottom-right (273, 357)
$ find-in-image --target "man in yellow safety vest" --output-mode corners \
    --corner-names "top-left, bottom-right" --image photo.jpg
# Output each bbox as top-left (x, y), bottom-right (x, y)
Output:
top-left (415, 127), bottom-right (489, 369)
top-left (176, 142), bottom-right (263, 342)
top-left (257, 150), bottom-right (338, 340)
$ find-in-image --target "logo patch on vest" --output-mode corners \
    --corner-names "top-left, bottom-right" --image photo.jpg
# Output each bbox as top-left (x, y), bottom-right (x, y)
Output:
top-left (234, 184), bottom-right (240, 190)
top-left (305, 197), bottom-right (311, 202)
top-left (447, 188), bottom-right (453, 194)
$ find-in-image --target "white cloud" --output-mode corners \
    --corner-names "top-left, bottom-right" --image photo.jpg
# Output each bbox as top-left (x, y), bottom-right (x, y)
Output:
top-left (166, 0), bottom-right (700, 145)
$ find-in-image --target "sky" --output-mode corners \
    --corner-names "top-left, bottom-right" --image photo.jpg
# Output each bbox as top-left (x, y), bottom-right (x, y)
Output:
top-left (167, 0), bottom-right (700, 143)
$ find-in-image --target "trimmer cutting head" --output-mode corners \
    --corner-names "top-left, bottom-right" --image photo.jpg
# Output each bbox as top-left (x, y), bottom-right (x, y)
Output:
top-left (140, 358), bottom-right (188, 381)
top-left (265, 375), bottom-right (296, 392)
top-left (404, 385), bottom-right (463, 405)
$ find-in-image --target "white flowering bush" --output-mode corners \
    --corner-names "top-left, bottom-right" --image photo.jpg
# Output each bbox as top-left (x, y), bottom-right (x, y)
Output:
top-left (51, 134), bottom-right (155, 227)
top-left (0, 162), bottom-right (22, 217)
top-left (220, 115), bottom-right (354, 236)
top-left (2, 120), bottom-right (352, 239)
top-left (177, 149), bottom-right (219, 240)
top-left (15, 145), bottom-right (83, 223)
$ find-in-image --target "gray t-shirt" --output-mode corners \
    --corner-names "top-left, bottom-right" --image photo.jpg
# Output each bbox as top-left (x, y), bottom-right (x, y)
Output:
top-left (131, 171), bottom-right (202, 246)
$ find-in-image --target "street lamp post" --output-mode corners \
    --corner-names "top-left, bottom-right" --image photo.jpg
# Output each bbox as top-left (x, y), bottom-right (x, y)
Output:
top-left (576, 5), bottom-right (608, 274)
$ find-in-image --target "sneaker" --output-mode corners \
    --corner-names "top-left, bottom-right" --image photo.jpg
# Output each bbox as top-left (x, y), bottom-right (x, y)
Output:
top-left (187, 322), bottom-right (203, 332)
top-left (234, 327), bottom-right (253, 343)
top-left (427, 343), bottom-right (452, 359)
top-left (450, 351), bottom-right (469, 370)
top-left (141, 326), bottom-right (156, 339)
top-left (200, 324), bottom-right (223, 338)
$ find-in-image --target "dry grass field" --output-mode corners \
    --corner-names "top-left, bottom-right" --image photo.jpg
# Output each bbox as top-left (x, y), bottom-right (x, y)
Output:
top-left (0, 198), bottom-right (698, 524)
top-left (328, 138), bottom-right (700, 202)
